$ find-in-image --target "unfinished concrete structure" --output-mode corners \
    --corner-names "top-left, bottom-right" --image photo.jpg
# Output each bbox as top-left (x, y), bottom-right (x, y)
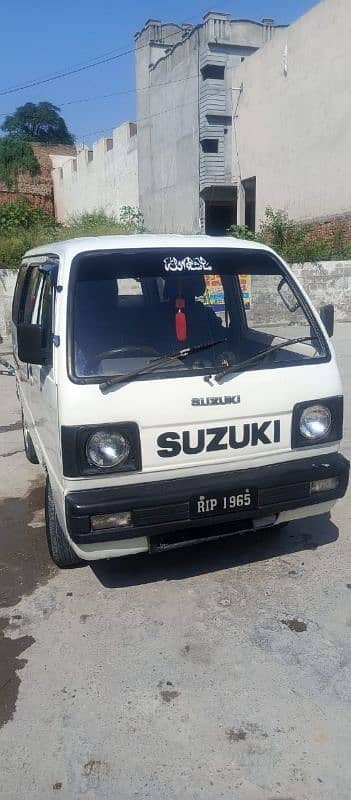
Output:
top-left (233, 0), bottom-right (351, 237)
top-left (53, 1), bottom-right (350, 237)
top-left (135, 12), bottom-right (286, 234)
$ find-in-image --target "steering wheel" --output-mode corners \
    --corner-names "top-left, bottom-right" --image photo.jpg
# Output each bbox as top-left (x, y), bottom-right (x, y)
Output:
top-left (97, 346), bottom-right (159, 360)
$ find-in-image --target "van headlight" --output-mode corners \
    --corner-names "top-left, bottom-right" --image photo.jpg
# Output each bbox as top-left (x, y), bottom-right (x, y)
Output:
top-left (86, 431), bottom-right (130, 468)
top-left (61, 422), bottom-right (141, 477)
top-left (299, 405), bottom-right (331, 440)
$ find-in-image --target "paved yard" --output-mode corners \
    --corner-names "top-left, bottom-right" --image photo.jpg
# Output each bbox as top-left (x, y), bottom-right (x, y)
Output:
top-left (0, 327), bottom-right (350, 800)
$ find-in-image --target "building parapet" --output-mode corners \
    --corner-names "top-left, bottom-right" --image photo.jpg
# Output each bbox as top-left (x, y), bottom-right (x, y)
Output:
top-left (52, 122), bottom-right (138, 222)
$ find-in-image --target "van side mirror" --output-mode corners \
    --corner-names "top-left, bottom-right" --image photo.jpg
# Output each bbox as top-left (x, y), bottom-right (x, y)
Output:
top-left (17, 323), bottom-right (47, 365)
top-left (319, 304), bottom-right (334, 338)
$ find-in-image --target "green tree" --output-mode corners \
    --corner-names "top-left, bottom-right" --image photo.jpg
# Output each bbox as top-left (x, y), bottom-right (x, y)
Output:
top-left (0, 136), bottom-right (40, 190)
top-left (1, 101), bottom-right (74, 145)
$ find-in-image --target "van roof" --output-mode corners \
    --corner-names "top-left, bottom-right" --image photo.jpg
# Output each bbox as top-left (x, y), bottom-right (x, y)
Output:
top-left (23, 233), bottom-right (273, 261)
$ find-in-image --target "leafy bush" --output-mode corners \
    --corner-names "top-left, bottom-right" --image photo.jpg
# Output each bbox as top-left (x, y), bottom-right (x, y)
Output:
top-left (258, 207), bottom-right (310, 262)
top-left (62, 210), bottom-right (123, 238)
top-left (0, 205), bottom-right (144, 268)
top-left (226, 224), bottom-right (256, 241)
top-left (0, 198), bottom-right (55, 232)
top-left (0, 231), bottom-right (39, 269)
top-left (227, 206), bottom-right (351, 263)
top-left (119, 205), bottom-right (144, 232)
top-left (62, 207), bottom-right (144, 239)
top-left (0, 199), bottom-right (57, 267)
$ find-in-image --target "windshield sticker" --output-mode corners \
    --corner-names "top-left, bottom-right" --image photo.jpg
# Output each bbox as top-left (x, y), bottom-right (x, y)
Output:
top-left (204, 275), bottom-right (225, 311)
top-left (199, 274), bottom-right (252, 311)
top-left (239, 274), bottom-right (251, 309)
top-left (164, 256), bottom-right (213, 272)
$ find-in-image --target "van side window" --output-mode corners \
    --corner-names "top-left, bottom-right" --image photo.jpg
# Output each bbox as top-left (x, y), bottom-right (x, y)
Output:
top-left (17, 264), bottom-right (55, 365)
top-left (37, 273), bottom-right (54, 353)
top-left (12, 265), bottom-right (28, 324)
top-left (22, 266), bottom-right (42, 324)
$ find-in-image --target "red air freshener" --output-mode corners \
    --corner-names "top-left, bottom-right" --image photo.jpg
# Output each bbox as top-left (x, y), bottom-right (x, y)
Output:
top-left (175, 297), bottom-right (187, 342)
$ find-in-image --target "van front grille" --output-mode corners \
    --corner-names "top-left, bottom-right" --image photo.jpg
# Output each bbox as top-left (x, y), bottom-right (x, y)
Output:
top-left (133, 502), bottom-right (189, 526)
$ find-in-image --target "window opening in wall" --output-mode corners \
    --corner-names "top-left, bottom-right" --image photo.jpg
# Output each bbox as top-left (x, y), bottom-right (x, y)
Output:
top-left (87, 150), bottom-right (93, 163)
top-left (243, 177), bottom-right (257, 233)
top-left (129, 122), bottom-right (137, 137)
top-left (201, 64), bottom-right (225, 80)
top-left (106, 138), bottom-right (113, 152)
top-left (206, 115), bottom-right (232, 127)
top-left (201, 139), bottom-right (219, 154)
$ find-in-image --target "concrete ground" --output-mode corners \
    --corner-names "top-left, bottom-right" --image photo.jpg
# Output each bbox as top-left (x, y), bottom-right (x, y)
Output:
top-left (0, 327), bottom-right (350, 800)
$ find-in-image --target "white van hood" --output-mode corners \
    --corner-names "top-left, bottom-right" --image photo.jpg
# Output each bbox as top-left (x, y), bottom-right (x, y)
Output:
top-left (60, 359), bottom-right (342, 486)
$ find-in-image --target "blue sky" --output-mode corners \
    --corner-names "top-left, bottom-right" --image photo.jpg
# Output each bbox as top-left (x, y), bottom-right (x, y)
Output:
top-left (1, 0), bottom-right (319, 145)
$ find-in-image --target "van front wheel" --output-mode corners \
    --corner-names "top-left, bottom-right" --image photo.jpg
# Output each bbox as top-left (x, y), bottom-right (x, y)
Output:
top-left (45, 479), bottom-right (82, 568)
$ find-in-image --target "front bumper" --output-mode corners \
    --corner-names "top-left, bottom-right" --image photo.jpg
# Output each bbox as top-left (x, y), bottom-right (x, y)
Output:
top-left (66, 453), bottom-right (349, 546)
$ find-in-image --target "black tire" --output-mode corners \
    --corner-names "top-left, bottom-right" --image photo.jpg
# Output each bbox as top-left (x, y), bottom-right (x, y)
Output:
top-left (45, 479), bottom-right (82, 568)
top-left (22, 412), bottom-right (39, 464)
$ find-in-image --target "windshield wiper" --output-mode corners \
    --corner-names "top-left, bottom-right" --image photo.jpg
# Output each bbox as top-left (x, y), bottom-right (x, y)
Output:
top-left (214, 336), bottom-right (318, 383)
top-left (99, 339), bottom-right (227, 392)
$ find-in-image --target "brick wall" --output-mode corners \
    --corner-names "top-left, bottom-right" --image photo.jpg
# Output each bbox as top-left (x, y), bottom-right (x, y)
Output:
top-left (0, 143), bottom-right (76, 217)
top-left (309, 214), bottom-right (351, 243)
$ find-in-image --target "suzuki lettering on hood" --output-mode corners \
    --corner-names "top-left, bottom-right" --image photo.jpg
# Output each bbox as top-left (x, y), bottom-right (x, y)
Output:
top-left (192, 395), bottom-right (240, 407)
top-left (157, 420), bottom-right (281, 458)
top-left (164, 256), bottom-right (213, 272)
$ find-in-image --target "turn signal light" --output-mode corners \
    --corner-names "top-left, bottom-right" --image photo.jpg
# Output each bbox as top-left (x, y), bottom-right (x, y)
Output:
top-left (91, 511), bottom-right (132, 531)
top-left (310, 477), bottom-right (339, 494)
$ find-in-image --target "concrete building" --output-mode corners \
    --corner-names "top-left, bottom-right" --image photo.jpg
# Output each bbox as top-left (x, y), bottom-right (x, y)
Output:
top-left (52, 122), bottom-right (138, 221)
top-left (234, 0), bottom-right (351, 237)
top-left (135, 12), bottom-right (287, 234)
top-left (52, 0), bottom-right (350, 237)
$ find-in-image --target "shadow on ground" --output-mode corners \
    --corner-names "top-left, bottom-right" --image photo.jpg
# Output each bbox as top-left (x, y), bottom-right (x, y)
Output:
top-left (0, 480), bottom-right (56, 608)
top-left (0, 480), bottom-right (55, 731)
top-left (92, 513), bottom-right (338, 589)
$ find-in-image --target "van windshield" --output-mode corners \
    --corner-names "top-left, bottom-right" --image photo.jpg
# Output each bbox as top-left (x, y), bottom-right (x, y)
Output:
top-left (70, 248), bottom-right (328, 381)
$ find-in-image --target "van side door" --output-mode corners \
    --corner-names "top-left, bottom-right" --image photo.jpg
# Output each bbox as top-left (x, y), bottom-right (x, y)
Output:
top-left (14, 260), bottom-right (60, 473)
top-left (13, 261), bottom-right (43, 428)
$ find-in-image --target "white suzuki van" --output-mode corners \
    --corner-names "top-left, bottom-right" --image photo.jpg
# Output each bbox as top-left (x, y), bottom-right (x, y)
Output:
top-left (12, 235), bottom-right (349, 567)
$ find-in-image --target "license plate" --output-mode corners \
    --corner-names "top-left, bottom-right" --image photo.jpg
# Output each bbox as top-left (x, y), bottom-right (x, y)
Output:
top-left (190, 489), bottom-right (257, 518)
